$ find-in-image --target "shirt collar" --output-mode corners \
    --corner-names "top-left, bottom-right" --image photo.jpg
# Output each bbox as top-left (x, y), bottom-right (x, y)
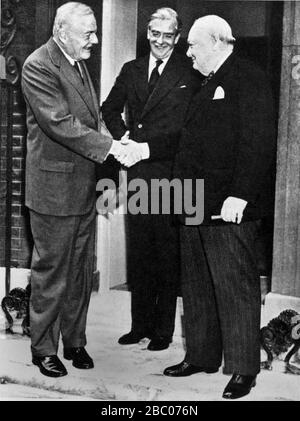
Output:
top-left (213, 50), bottom-right (233, 74)
top-left (149, 51), bottom-right (172, 67)
top-left (53, 37), bottom-right (76, 66)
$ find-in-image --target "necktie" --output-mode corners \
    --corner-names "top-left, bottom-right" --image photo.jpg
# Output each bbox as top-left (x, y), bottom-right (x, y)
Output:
top-left (148, 59), bottom-right (163, 95)
top-left (74, 61), bottom-right (84, 84)
top-left (201, 71), bottom-right (214, 86)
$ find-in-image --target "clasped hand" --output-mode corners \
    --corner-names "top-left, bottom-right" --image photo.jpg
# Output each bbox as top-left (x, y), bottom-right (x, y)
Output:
top-left (111, 131), bottom-right (144, 167)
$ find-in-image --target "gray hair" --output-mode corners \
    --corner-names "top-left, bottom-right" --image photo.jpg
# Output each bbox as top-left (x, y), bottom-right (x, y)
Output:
top-left (53, 2), bottom-right (94, 36)
top-left (148, 7), bottom-right (182, 34)
top-left (193, 15), bottom-right (236, 45)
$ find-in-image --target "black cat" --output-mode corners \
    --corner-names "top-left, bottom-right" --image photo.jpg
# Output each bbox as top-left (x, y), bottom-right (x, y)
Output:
top-left (1, 284), bottom-right (30, 336)
top-left (260, 309), bottom-right (300, 374)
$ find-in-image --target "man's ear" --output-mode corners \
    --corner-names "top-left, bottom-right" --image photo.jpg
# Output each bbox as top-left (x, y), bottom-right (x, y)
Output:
top-left (58, 29), bottom-right (67, 45)
top-left (211, 35), bottom-right (221, 51)
top-left (174, 33), bottom-right (180, 45)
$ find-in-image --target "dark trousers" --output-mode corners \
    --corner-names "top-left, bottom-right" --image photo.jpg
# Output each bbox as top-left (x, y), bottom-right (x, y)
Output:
top-left (180, 220), bottom-right (261, 375)
top-left (29, 207), bottom-right (96, 357)
top-left (126, 212), bottom-right (179, 339)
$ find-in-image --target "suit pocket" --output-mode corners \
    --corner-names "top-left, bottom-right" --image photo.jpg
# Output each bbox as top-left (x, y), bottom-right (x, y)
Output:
top-left (40, 158), bottom-right (74, 173)
top-left (208, 98), bottom-right (228, 106)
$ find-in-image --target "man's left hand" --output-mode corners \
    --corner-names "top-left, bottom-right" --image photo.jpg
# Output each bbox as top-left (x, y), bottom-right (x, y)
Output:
top-left (220, 196), bottom-right (247, 224)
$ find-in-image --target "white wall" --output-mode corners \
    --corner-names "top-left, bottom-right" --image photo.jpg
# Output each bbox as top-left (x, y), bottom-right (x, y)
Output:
top-left (0, 268), bottom-right (31, 301)
top-left (97, 0), bottom-right (138, 292)
top-left (100, 0), bottom-right (138, 102)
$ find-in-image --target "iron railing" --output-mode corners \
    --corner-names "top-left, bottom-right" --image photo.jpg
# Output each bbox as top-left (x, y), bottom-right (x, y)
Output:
top-left (1, 0), bottom-right (21, 295)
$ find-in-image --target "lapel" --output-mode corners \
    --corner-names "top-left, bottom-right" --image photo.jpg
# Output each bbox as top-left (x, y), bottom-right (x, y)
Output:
top-left (133, 55), bottom-right (150, 105)
top-left (185, 53), bottom-right (237, 124)
top-left (81, 61), bottom-right (99, 119)
top-left (46, 38), bottom-right (98, 122)
top-left (141, 52), bottom-right (187, 119)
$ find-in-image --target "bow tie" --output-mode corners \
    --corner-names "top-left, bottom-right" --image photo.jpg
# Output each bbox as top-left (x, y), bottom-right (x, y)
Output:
top-left (201, 71), bottom-right (214, 86)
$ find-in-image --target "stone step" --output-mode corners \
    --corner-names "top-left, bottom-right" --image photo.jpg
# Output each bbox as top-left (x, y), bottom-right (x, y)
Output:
top-left (88, 289), bottom-right (185, 339)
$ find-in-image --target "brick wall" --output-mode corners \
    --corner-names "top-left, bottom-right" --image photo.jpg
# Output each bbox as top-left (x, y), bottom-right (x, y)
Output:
top-left (0, 0), bottom-right (103, 271)
top-left (11, 89), bottom-right (33, 268)
top-left (0, 0), bottom-right (36, 269)
top-left (0, 0), bottom-right (104, 273)
top-left (0, 86), bottom-right (33, 268)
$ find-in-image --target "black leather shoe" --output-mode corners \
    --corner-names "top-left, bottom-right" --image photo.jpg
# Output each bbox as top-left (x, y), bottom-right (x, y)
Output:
top-left (63, 347), bottom-right (94, 369)
top-left (163, 360), bottom-right (219, 377)
top-left (147, 336), bottom-right (171, 351)
top-left (118, 331), bottom-right (149, 345)
top-left (222, 374), bottom-right (256, 399)
top-left (32, 355), bottom-right (67, 378)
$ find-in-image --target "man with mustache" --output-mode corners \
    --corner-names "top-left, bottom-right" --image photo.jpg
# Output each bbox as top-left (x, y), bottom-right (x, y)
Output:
top-left (21, 1), bottom-right (138, 377)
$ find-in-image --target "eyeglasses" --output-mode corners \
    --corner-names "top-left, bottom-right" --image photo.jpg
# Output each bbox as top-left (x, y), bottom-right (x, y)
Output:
top-left (148, 28), bottom-right (177, 41)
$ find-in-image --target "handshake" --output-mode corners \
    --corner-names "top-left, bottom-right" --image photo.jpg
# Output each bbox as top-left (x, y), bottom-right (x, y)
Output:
top-left (109, 131), bottom-right (149, 168)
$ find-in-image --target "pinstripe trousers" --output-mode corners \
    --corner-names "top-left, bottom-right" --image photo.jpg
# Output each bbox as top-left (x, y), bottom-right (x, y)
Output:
top-left (180, 220), bottom-right (261, 376)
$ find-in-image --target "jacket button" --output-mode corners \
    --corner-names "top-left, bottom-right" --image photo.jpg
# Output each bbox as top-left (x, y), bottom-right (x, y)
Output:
top-left (137, 123), bottom-right (143, 129)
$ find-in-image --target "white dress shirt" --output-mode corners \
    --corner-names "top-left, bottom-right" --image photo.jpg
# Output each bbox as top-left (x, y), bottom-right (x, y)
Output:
top-left (53, 38), bottom-right (83, 77)
top-left (148, 52), bottom-right (172, 80)
top-left (213, 49), bottom-right (233, 74)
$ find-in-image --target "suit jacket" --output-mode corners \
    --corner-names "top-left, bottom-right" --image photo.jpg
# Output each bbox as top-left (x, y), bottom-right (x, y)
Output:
top-left (21, 38), bottom-right (112, 216)
top-left (101, 51), bottom-right (199, 181)
top-left (174, 53), bottom-right (276, 225)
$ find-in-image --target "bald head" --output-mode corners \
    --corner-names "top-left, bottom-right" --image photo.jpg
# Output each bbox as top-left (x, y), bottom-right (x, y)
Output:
top-left (187, 15), bottom-right (235, 75)
top-left (190, 15), bottom-right (235, 45)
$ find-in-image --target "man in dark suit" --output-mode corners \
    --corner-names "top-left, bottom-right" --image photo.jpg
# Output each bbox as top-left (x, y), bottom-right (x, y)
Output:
top-left (102, 8), bottom-right (198, 351)
top-left (163, 15), bottom-right (276, 399)
top-left (21, 2), bottom-right (138, 378)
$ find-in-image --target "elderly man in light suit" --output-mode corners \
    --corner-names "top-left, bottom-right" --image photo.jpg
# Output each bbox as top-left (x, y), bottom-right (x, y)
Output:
top-left (22, 1), bottom-right (140, 378)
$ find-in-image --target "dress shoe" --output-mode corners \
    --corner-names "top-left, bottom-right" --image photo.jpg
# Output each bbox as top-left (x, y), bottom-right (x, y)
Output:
top-left (63, 347), bottom-right (94, 369)
top-left (32, 355), bottom-right (67, 378)
top-left (163, 360), bottom-right (219, 377)
top-left (222, 373), bottom-right (256, 399)
top-left (147, 336), bottom-right (171, 351)
top-left (118, 331), bottom-right (149, 345)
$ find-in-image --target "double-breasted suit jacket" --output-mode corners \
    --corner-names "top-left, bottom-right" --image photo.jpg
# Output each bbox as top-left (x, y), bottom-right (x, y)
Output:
top-left (174, 53), bottom-right (276, 225)
top-left (102, 51), bottom-right (198, 339)
top-left (102, 52), bottom-right (199, 181)
top-left (173, 53), bottom-right (276, 375)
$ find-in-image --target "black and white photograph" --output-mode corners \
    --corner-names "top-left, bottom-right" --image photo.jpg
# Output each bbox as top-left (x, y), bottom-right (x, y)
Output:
top-left (0, 0), bottom-right (300, 405)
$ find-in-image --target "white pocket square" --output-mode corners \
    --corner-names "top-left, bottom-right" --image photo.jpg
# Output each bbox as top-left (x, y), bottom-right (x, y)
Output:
top-left (213, 86), bottom-right (225, 100)
top-left (179, 85), bottom-right (187, 88)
